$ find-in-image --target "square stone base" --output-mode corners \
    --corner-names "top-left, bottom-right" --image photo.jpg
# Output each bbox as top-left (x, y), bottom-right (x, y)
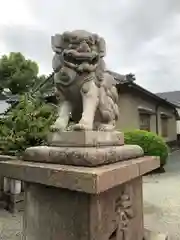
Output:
top-left (0, 156), bottom-right (160, 240)
top-left (48, 130), bottom-right (124, 147)
top-left (24, 178), bottom-right (143, 240)
top-left (0, 156), bottom-right (159, 193)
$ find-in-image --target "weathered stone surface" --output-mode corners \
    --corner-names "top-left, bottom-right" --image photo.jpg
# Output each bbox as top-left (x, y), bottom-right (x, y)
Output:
top-left (0, 156), bottom-right (160, 194)
top-left (23, 178), bottom-right (144, 240)
top-left (32, 130), bottom-right (126, 167)
top-left (48, 130), bottom-right (124, 147)
top-left (0, 156), bottom-right (160, 240)
top-left (49, 30), bottom-right (134, 132)
top-left (23, 144), bottom-right (143, 167)
top-left (50, 30), bottom-right (120, 132)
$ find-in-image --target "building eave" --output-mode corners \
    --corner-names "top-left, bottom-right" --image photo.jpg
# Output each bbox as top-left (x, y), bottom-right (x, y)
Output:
top-left (116, 80), bottom-right (179, 109)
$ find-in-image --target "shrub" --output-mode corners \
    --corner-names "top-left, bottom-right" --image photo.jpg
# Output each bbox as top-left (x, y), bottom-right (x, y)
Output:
top-left (124, 129), bottom-right (169, 166)
top-left (0, 94), bottom-right (57, 156)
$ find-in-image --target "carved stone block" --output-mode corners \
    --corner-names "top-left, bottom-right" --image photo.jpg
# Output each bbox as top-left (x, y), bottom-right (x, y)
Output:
top-left (48, 131), bottom-right (124, 147)
top-left (23, 144), bottom-right (143, 167)
top-left (0, 154), bottom-right (160, 240)
top-left (22, 131), bottom-right (144, 167)
top-left (23, 178), bottom-right (143, 240)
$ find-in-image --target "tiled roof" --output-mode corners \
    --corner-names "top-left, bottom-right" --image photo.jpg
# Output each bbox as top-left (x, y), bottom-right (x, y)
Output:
top-left (156, 91), bottom-right (180, 107)
top-left (107, 70), bottom-right (135, 84)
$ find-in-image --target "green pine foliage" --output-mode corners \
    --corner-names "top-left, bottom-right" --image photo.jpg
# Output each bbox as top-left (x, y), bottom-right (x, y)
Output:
top-left (0, 94), bottom-right (57, 156)
top-left (0, 52), bottom-right (46, 94)
top-left (124, 129), bottom-right (169, 166)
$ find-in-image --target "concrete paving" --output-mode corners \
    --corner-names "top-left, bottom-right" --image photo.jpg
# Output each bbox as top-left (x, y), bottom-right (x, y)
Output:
top-left (0, 151), bottom-right (180, 239)
top-left (144, 150), bottom-right (180, 239)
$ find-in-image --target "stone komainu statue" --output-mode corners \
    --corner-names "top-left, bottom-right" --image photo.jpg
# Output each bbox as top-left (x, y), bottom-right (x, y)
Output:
top-left (48, 30), bottom-right (134, 132)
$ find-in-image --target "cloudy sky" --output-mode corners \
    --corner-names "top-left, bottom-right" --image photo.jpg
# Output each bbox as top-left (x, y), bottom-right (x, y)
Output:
top-left (0, 0), bottom-right (180, 93)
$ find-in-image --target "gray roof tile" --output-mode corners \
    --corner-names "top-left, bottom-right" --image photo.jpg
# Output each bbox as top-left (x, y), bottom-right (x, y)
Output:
top-left (156, 91), bottom-right (180, 107)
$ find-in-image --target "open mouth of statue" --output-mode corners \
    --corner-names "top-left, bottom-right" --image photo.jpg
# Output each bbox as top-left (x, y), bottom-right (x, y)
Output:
top-left (63, 50), bottom-right (99, 66)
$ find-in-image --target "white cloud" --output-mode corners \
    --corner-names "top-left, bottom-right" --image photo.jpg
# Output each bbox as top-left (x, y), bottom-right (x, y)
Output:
top-left (0, 0), bottom-right (36, 26)
top-left (129, 14), bottom-right (180, 92)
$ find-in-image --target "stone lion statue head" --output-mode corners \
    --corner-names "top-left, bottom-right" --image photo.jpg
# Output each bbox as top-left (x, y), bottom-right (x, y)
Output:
top-left (51, 30), bottom-right (106, 74)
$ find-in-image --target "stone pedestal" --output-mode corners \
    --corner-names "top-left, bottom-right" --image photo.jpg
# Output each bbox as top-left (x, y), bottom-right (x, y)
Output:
top-left (0, 156), bottom-right (160, 240)
top-left (23, 131), bottom-right (143, 167)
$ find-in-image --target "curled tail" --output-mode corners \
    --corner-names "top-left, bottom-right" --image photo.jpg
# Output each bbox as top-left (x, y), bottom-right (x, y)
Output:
top-left (98, 72), bottom-right (119, 123)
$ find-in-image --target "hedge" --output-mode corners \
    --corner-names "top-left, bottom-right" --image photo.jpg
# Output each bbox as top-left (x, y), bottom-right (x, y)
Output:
top-left (124, 129), bottom-right (169, 166)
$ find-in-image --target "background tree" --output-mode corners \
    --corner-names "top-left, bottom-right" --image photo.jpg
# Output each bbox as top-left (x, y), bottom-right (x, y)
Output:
top-left (0, 52), bottom-right (45, 95)
top-left (0, 94), bottom-right (57, 155)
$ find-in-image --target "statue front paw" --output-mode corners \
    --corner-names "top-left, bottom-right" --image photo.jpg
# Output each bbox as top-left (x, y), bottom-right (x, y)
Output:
top-left (97, 123), bottom-right (115, 131)
top-left (71, 123), bottom-right (92, 131)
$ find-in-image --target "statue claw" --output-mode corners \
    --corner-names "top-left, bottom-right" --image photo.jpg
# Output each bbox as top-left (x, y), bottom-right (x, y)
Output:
top-left (71, 123), bottom-right (92, 131)
top-left (97, 124), bottom-right (115, 131)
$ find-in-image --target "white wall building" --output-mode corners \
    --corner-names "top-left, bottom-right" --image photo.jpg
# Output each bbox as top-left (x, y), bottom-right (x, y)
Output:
top-left (156, 91), bottom-right (180, 136)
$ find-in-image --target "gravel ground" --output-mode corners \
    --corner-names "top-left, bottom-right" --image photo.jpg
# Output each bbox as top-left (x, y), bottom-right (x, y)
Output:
top-left (0, 210), bottom-right (22, 239)
top-left (0, 151), bottom-right (180, 239)
top-left (143, 150), bottom-right (180, 239)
